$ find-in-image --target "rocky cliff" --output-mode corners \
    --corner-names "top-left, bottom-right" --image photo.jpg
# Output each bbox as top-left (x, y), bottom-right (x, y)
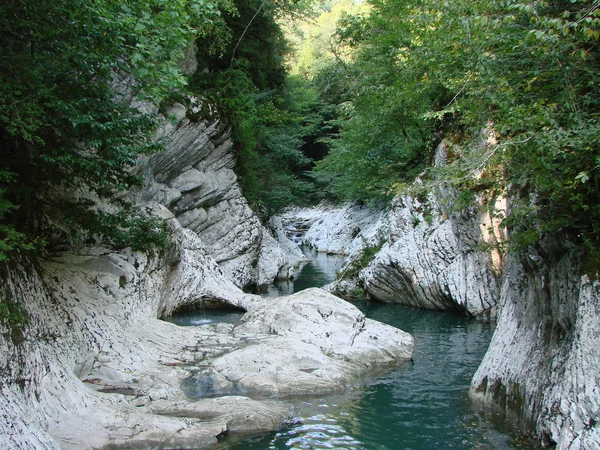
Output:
top-left (139, 99), bottom-right (293, 289)
top-left (358, 192), bottom-right (501, 316)
top-left (471, 244), bottom-right (600, 449)
top-left (281, 145), bottom-right (599, 447)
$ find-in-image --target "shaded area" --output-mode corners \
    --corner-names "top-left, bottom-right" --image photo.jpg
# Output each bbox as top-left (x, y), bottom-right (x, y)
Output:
top-left (163, 307), bottom-right (245, 327)
top-left (260, 246), bottom-right (345, 297)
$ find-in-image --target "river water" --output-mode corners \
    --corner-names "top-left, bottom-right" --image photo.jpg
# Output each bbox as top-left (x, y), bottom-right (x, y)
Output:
top-left (167, 248), bottom-right (530, 450)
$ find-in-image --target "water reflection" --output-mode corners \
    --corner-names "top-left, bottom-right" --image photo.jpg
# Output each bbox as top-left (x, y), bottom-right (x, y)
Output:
top-left (261, 246), bottom-right (346, 297)
top-left (163, 308), bottom-right (244, 326)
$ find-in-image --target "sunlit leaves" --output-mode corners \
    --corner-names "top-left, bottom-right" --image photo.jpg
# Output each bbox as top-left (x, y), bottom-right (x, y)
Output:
top-left (311, 0), bottom-right (600, 252)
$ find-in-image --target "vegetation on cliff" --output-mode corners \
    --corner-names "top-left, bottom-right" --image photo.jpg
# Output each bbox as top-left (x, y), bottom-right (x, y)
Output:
top-left (299, 0), bottom-right (600, 256)
top-left (1, 0), bottom-right (598, 261)
top-left (0, 0), bottom-right (232, 260)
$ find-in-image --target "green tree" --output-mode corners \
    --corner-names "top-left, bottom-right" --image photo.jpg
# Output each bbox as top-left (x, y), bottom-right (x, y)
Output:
top-left (311, 0), bottom-right (600, 254)
top-left (0, 0), bottom-right (231, 259)
top-left (191, 0), bottom-right (325, 215)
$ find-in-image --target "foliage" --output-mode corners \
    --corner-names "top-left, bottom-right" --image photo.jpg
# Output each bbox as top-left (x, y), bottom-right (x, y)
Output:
top-left (309, 0), bottom-right (600, 254)
top-left (0, 0), bottom-right (231, 260)
top-left (191, 0), bottom-right (332, 215)
top-left (338, 238), bottom-right (385, 280)
top-left (0, 278), bottom-right (29, 345)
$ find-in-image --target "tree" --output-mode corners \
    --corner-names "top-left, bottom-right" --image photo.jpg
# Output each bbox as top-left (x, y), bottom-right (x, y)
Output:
top-left (0, 0), bottom-right (231, 259)
top-left (311, 0), bottom-right (600, 254)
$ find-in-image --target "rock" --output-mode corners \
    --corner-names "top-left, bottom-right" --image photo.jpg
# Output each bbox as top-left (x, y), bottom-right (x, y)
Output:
top-left (279, 204), bottom-right (385, 255)
top-left (470, 247), bottom-right (600, 449)
top-left (268, 215), bottom-right (309, 270)
top-left (211, 288), bottom-right (413, 397)
top-left (0, 223), bottom-right (413, 448)
top-left (359, 195), bottom-right (499, 316)
top-left (141, 103), bottom-right (295, 288)
top-left (0, 223), bottom-right (287, 449)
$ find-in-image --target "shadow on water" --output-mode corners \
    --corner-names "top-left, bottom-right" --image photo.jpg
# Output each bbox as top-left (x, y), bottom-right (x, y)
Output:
top-left (260, 246), bottom-right (346, 297)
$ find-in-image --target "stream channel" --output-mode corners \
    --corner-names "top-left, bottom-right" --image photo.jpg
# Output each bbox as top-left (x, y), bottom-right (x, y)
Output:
top-left (167, 247), bottom-right (530, 450)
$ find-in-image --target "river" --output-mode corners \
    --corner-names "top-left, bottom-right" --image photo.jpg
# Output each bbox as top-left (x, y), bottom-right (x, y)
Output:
top-left (166, 247), bottom-right (531, 450)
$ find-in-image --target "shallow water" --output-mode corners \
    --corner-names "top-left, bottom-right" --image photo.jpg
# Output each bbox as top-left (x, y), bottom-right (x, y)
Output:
top-left (164, 308), bottom-right (244, 326)
top-left (260, 246), bottom-right (345, 297)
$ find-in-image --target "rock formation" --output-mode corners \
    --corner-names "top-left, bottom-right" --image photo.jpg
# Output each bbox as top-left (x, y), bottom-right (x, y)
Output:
top-left (358, 192), bottom-right (500, 316)
top-left (0, 206), bottom-right (413, 449)
top-left (471, 244), bottom-right (600, 449)
top-left (278, 141), bottom-right (600, 448)
top-left (139, 99), bottom-right (294, 288)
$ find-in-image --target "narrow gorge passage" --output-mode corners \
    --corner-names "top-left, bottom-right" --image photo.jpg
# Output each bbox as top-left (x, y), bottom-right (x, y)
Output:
top-left (168, 246), bottom-right (530, 449)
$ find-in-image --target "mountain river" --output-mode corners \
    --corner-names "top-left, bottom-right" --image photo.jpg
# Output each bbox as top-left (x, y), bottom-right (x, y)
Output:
top-left (166, 247), bottom-right (531, 450)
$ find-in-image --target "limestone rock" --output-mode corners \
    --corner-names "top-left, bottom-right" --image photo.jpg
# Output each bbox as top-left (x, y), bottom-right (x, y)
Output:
top-left (140, 102), bottom-right (294, 287)
top-left (359, 195), bottom-right (499, 316)
top-left (280, 204), bottom-right (385, 255)
top-left (211, 288), bottom-right (414, 397)
top-left (0, 220), bottom-right (414, 448)
top-left (0, 222), bottom-right (288, 449)
top-left (470, 248), bottom-right (600, 449)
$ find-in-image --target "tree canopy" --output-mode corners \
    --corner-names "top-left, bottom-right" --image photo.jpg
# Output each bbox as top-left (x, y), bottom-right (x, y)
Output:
top-left (305, 0), bottom-right (600, 254)
top-left (0, 0), bottom-right (231, 259)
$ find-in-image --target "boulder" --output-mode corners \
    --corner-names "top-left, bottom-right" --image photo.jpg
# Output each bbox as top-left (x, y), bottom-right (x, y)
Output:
top-left (210, 288), bottom-right (414, 397)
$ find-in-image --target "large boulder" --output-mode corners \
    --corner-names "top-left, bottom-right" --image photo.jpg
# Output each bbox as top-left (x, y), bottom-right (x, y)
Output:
top-left (279, 204), bottom-right (385, 255)
top-left (210, 288), bottom-right (414, 397)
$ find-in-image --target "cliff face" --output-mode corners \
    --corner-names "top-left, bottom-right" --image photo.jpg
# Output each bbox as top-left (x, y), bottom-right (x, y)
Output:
top-left (284, 146), bottom-right (599, 447)
top-left (140, 100), bottom-right (292, 288)
top-left (358, 193), bottom-right (500, 316)
top-left (471, 245), bottom-right (600, 449)
top-left (0, 208), bottom-right (413, 449)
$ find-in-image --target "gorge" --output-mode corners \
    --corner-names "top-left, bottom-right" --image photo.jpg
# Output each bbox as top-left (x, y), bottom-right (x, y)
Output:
top-left (1, 0), bottom-right (599, 449)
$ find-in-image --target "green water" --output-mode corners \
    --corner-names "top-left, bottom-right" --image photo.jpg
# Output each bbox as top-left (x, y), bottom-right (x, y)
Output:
top-left (220, 303), bottom-right (525, 450)
top-left (167, 249), bottom-right (530, 449)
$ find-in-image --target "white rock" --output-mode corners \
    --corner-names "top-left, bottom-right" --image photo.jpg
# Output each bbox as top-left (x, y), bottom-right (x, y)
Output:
top-left (470, 249), bottom-right (600, 449)
top-left (211, 288), bottom-right (413, 397)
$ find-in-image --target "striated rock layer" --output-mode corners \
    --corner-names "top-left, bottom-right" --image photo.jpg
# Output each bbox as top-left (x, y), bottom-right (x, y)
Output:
top-left (471, 246), bottom-right (600, 449)
top-left (139, 100), bottom-right (294, 288)
top-left (359, 193), bottom-right (501, 316)
top-left (279, 196), bottom-right (500, 316)
top-left (0, 208), bottom-right (413, 449)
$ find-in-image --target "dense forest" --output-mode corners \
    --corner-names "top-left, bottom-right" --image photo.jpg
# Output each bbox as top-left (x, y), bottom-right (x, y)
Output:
top-left (1, 0), bottom-right (599, 264)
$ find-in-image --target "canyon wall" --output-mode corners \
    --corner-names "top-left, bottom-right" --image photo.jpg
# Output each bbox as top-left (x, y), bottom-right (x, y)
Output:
top-left (471, 243), bottom-right (600, 449)
top-left (139, 100), bottom-right (294, 289)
